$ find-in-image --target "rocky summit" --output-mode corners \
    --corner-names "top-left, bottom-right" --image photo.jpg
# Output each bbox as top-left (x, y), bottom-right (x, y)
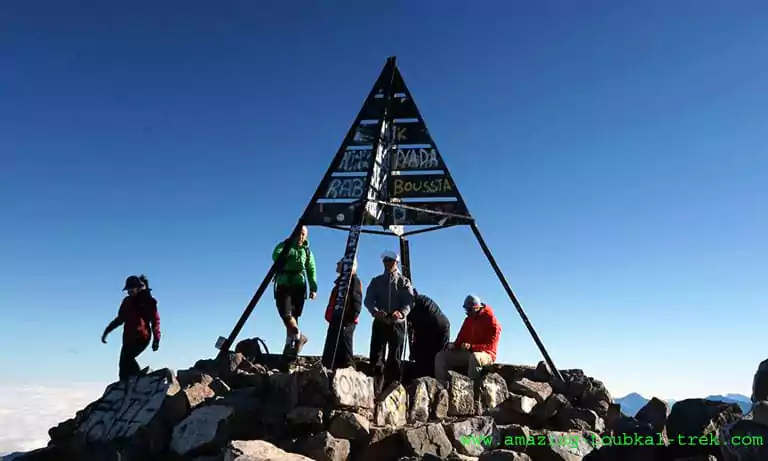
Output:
top-left (9, 344), bottom-right (768, 461)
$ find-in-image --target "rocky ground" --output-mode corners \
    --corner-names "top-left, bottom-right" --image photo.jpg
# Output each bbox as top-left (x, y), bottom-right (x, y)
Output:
top-left (8, 340), bottom-right (768, 461)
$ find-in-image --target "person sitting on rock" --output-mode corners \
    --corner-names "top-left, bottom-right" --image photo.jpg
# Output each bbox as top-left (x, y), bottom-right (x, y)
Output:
top-left (365, 250), bottom-right (415, 396)
top-left (272, 225), bottom-right (317, 359)
top-left (321, 257), bottom-right (363, 370)
top-left (434, 294), bottom-right (500, 386)
top-left (407, 288), bottom-right (450, 379)
top-left (101, 275), bottom-right (161, 381)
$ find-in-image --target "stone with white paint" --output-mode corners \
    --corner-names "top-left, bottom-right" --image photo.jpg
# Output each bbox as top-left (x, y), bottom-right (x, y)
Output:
top-left (74, 369), bottom-right (187, 456)
top-left (171, 405), bottom-right (234, 457)
top-left (375, 383), bottom-right (407, 427)
top-left (479, 373), bottom-right (509, 414)
top-left (332, 367), bottom-right (375, 409)
top-left (407, 377), bottom-right (447, 423)
top-left (444, 416), bottom-right (500, 457)
top-left (448, 371), bottom-right (476, 416)
top-left (223, 440), bottom-right (312, 460)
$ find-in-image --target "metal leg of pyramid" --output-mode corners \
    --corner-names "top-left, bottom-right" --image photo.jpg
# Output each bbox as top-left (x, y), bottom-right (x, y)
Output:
top-left (470, 223), bottom-right (566, 383)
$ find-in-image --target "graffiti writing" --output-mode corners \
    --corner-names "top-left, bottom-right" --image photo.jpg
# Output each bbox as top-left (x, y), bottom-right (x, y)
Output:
top-left (337, 149), bottom-right (372, 173)
top-left (76, 372), bottom-right (175, 442)
top-left (333, 224), bottom-right (362, 314)
top-left (393, 176), bottom-right (453, 198)
top-left (375, 384), bottom-right (407, 427)
top-left (365, 121), bottom-right (392, 221)
top-left (324, 178), bottom-right (365, 199)
top-left (392, 202), bottom-right (468, 226)
top-left (333, 368), bottom-right (375, 409)
top-left (392, 148), bottom-right (441, 171)
top-left (391, 122), bottom-right (432, 145)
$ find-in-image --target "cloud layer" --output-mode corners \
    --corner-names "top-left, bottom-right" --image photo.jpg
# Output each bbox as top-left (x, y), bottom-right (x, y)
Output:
top-left (0, 382), bottom-right (107, 456)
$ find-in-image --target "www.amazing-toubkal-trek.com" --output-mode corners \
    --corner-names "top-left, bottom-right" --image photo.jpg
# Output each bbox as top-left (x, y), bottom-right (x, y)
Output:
top-left (462, 432), bottom-right (764, 448)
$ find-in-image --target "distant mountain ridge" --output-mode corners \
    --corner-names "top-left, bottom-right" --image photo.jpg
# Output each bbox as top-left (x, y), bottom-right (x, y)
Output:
top-left (615, 392), bottom-right (752, 417)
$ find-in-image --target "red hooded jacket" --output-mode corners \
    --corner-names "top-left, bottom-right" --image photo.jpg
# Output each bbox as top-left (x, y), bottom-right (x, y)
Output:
top-left (117, 291), bottom-right (161, 344)
top-left (454, 304), bottom-right (501, 361)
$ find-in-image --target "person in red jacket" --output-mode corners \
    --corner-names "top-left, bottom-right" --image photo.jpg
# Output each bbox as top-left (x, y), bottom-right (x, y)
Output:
top-left (101, 275), bottom-right (161, 381)
top-left (321, 257), bottom-right (363, 370)
top-left (434, 294), bottom-right (501, 386)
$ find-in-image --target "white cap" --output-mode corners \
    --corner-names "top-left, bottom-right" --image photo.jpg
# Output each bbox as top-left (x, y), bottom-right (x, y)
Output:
top-left (381, 250), bottom-right (399, 261)
top-left (463, 294), bottom-right (483, 308)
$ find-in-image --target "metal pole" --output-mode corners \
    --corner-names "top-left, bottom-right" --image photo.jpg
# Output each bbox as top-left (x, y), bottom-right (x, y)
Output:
top-left (398, 236), bottom-right (413, 367)
top-left (217, 57), bottom-right (398, 357)
top-left (470, 223), bottom-right (565, 383)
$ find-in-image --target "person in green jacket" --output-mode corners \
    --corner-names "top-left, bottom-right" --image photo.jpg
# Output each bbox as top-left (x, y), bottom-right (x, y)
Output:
top-left (273, 225), bottom-right (318, 355)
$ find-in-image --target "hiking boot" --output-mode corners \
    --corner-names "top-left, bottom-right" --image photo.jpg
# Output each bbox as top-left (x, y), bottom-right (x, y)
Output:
top-left (295, 333), bottom-right (308, 354)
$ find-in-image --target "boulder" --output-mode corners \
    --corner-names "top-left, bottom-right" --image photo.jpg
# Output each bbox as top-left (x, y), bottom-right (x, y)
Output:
top-left (666, 399), bottom-right (742, 459)
top-left (448, 371), bottom-right (476, 416)
top-left (525, 429), bottom-right (595, 460)
top-left (178, 369), bottom-right (215, 388)
top-left (507, 378), bottom-right (552, 404)
top-left (286, 406), bottom-right (324, 433)
top-left (73, 369), bottom-right (187, 456)
top-left (533, 361), bottom-right (555, 382)
top-left (407, 377), bottom-right (447, 423)
top-left (329, 411), bottom-right (370, 440)
top-left (635, 397), bottom-right (668, 435)
top-left (332, 367), bottom-right (375, 409)
top-left (182, 382), bottom-right (217, 410)
top-left (268, 372), bottom-right (299, 410)
top-left (479, 450), bottom-right (533, 460)
top-left (297, 431), bottom-right (351, 461)
top-left (375, 383), bottom-right (408, 427)
top-left (357, 425), bottom-right (407, 461)
top-left (479, 373), bottom-right (510, 414)
top-left (444, 416), bottom-right (500, 456)
top-left (227, 369), bottom-right (269, 391)
top-left (720, 418), bottom-right (768, 461)
top-left (171, 404), bottom-right (234, 457)
top-left (555, 407), bottom-right (605, 433)
top-left (751, 358), bottom-right (768, 402)
top-left (489, 395), bottom-right (538, 426)
top-left (401, 423), bottom-right (454, 458)
top-left (532, 394), bottom-right (570, 422)
top-left (223, 439), bottom-right (312, 460)
top-left (296, 364), bottom-right (334, 408)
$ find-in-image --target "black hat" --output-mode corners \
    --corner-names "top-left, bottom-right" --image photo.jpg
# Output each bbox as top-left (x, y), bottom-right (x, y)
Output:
top-left (123, 275), bottom-right (142, 291)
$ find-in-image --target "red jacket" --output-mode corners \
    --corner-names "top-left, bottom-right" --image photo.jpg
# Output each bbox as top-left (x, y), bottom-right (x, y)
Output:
top-left (325, 274), bottom-right (363, 324)
top-left (117, 291), bottom-right (161, 343)
top-left (454, 304), bottom-right (501, 361)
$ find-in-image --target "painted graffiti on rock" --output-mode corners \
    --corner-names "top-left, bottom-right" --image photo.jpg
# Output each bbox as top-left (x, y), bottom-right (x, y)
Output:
top-left (375, 383), bottom-right (407, 427)
top-left (392, 148), bottom-right (442, 171)
top-left (76, 371), bottom-right (179, 442)
top-left (392, 176), bottom-right (454, 198)
top-left (324, 177), bottom-right (365, 199)
top-left (337, 149), bottom-right (373, 173)
top-left (332, 367), bottom-right (375, 409)
top-left (333, 224), bottom-right (362, 315)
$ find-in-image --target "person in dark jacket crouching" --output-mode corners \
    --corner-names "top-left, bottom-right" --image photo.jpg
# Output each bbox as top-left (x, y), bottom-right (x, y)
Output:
top-left (407, 289), bottom-right (450, 379)
top-left (101, 275), bottom-right (161, 381)
top-left (322, 257), bottom-right (363, 370)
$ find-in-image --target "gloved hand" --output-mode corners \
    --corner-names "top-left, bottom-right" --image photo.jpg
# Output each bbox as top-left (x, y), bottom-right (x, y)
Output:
top-left (152, 339), bottom-right (160, 351)
top-left (101, 331), bottom-right (108, 344)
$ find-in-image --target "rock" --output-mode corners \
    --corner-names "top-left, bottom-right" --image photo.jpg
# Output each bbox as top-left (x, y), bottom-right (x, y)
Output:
top-left (534, 361), bottom-right (554, 382)
top-left (489, 395), bottom-right (538, 426)
top-left (227, 369), bottom-right (268, 391)
top-left (286, 406), bottom-right (324, 432)
top-left (375, 382), bottom-right (408, 427)
top-left (269, 372), bottom-right (299, 410)
top-left (234, 337), bottom-right (270, 363)
top-left (332, 367), bottom-right (375, 409)
top-left (479, 450), bottom-right (533, 460)
top-left (532, 394), bottom-right (570, 422)
top-left (401, 423), bottom-right (454, 458)
top-left (635, 397), bottom-right (668, 435)
top-left (444, 416), bottom-right (500, 456)
top-left (329, 411), bottom-right (370, 440)
top-left (407, 377), bottom-right (447, 423)
top-left (448, 371), bottom-right (476, 416)
top-left (447, 452), bottom-right (482, 461)
top-left (555, 407), bottom-right (605, 433)
top-left (297, 431), bottom-right (351, 461)
top-left (507, 377), bottom-right (552, 404)
top-left (358, 425), bottom-right (407, 461)
top-left (751, 358), bottom-right (768, 401)
top-left (720, 418), bottom-right (768, 461)
top-left (178, 369), bottom-right (215, 388)
top-left (479, 373), bottom-right (510, 414)
top-left (73, 369), bottom-right (187, 457)
top-left (604, 403), bottom-right (622, 433)
top-left (296, 364), bottom-right (334, 407)
top-left (666, 398), bottom-right (742, 459)
top-left (580, 378), bottom-right (612, 417)
top-left (525, 429), bottom-right (595, 460)
top-left (171, 405), bottom-right (234, 457)
top-left (223, 439), bottom-right (312, 460)
top-left (182, 382), bottom-right (217, 409)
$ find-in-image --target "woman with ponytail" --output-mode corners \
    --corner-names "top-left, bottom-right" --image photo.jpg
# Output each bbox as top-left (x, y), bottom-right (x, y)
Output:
top-left (101, 274), bottom-right (162, 381)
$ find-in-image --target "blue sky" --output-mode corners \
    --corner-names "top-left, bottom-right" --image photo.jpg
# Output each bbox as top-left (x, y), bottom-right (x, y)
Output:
top-left (1, 0), bottom-right (766, 401)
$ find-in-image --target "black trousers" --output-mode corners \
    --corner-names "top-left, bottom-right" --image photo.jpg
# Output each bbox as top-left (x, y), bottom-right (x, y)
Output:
top-left (369, 320), bottom-right (406, 395)
top-left (119, 336), bottom-right (150, 381)
top-left (275, 284), bottom-right (307, 321)
top-left (411, 327), bottom-right (450, 379)
top-left (322, 321), bottom-right (356, 370)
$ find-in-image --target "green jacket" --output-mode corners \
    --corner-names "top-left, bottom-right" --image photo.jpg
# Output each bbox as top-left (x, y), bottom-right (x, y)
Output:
top-left (272, 239), bottom-right (318, 294)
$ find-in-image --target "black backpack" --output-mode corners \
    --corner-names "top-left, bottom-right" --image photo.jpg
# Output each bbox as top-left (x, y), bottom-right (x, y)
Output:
top-left (234, 337), bottom-right (270, 362)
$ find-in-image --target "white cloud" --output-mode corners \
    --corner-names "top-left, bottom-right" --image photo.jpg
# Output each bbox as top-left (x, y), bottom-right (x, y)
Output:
top-left (0, 382), bottom-right (108, 456)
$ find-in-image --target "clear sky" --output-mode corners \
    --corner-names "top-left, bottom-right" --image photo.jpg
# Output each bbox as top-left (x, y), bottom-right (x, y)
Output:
top-left (1, 0), bottom-right (766, 403)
